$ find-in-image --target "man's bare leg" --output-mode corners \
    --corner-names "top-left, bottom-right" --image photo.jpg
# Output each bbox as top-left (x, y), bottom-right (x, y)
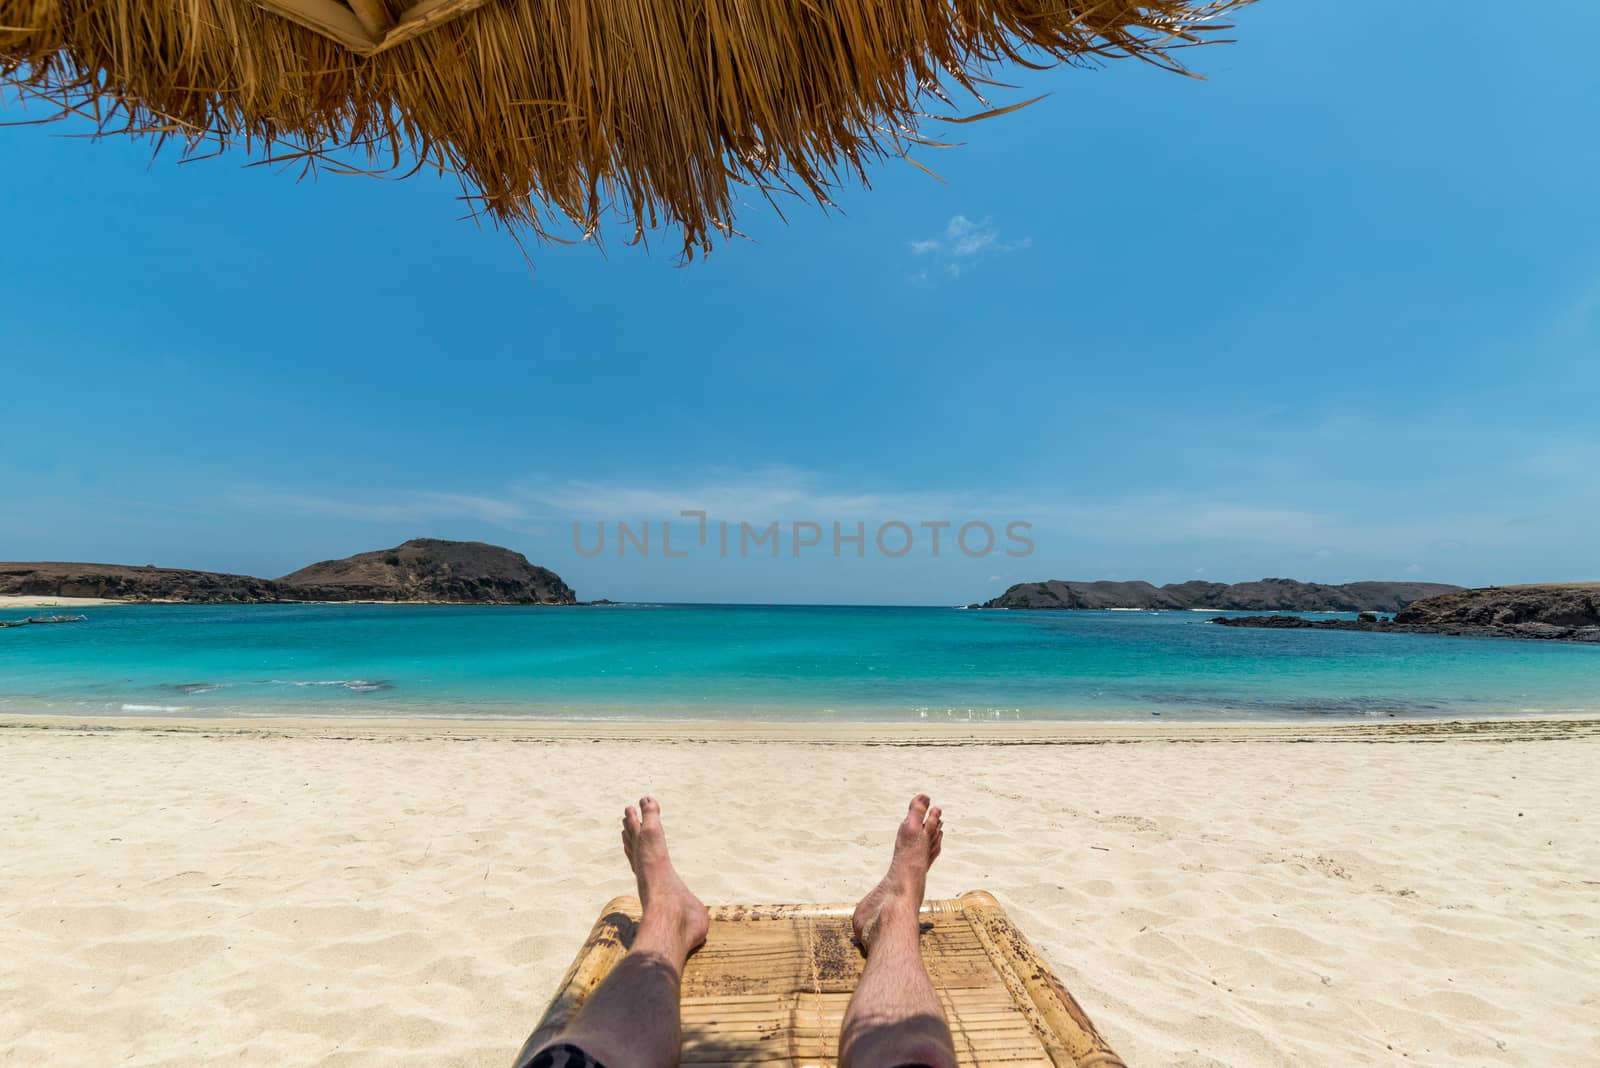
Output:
top-left (840, 795), bottom-right (957, 1068)
top-left (518, 797), bottom-right (708, 1068)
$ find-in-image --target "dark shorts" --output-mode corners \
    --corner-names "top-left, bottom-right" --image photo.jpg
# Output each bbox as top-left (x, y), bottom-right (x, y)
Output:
top-left (527, 1043), bottom-right (935, 1068)
top-left (522, 1045), bottom-right (602, 1068)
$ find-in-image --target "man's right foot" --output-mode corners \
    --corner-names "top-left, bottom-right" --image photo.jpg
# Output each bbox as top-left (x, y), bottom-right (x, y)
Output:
top-left (623, 797), bottom-right (709, 961)
top-left (851, 794), bottom-right (944, 950)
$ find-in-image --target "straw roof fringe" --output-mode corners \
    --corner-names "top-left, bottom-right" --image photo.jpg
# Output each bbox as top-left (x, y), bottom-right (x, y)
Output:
top-left (1, 1), bottom-right (1250, 256)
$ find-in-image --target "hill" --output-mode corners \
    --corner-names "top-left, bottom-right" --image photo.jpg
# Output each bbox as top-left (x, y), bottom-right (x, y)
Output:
top-left (980, 578), bottom-right (1462, 612)
top-left (278, 539), bottom-right (575, 604)
top-left (0, 540), bottom-right (576, 605)
top-left (1210, 583), bottom-right (1600, 643)
top-left (1393, 584), bottom-right (1600, 634)
top-left (0, 562), bottom-right (279, 603)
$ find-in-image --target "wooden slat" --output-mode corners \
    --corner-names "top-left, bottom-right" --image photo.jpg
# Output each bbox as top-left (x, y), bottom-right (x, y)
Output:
top-left (345, 0), bottom-right (394, 38)
top-left (250, 0), bottom-right (378, 54)
top-left (253, 0), bottom-right (485, 55)
top-left (961, 892), bottom-right (1128, 1068)
top-left (513, 896), bottom-right (637, 1066)
top-left (372, 0), bottom-right (490, 53)
top-left (516, 894), bottom-right (1123, 1068)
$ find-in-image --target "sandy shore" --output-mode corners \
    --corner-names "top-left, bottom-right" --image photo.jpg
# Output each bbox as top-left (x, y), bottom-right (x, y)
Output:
top-left (0, 597), bottom-right (593, 607)
top-left (3, 715), bottom-right (1596, 1066)
top-left (0, 594), bottom-right (125, 608)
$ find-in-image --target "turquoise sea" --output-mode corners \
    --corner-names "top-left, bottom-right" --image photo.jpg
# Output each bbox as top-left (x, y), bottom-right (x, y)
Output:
top-left (2, 603), bottom-right (1597, 721)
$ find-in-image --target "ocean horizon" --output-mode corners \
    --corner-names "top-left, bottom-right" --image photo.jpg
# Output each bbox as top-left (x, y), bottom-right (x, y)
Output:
top-left (2, 602), bottom-right (1596, 722)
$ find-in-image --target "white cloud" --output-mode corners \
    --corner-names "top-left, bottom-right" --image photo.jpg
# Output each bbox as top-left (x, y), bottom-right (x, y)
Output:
top-left (229, 476), bottom-right (1535, 572)
top-left (1048, 494), bottom-right (1517, 558)
top-left (226, 489), bottom-right (530, 525)
top-left (526, 468), bottom-right (1012, 523)
top-left (1520, 439), bottom-right (1600, 496)
top-left (907, 214), bottom-right (1029, 284)
top-left (1551, 274), bottom-right (1600, 343)
top-left (946, 215), bottom-right (996, 256)
top-left (230, 468), bottom-right (1032, 531)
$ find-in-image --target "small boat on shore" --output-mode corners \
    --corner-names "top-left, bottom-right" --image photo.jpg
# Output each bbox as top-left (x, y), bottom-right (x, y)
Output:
top-left (1, 614), bottom-right (88, 629)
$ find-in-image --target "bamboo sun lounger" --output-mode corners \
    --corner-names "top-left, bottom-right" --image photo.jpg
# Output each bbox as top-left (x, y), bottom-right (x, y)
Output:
top-left (520, 891), bottom-right (1125, 1068)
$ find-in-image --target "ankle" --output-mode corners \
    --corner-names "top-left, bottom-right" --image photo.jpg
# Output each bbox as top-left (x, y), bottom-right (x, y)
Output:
top-left (861, 898), bottom-right (923, 953)
top-left (632, 922), bottom-right (694, 967)
top-left (877, 895), bottom-right (923, 927)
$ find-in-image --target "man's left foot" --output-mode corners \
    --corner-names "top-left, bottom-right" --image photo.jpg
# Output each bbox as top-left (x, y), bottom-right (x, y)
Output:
top-left (851, 794), bottom-right (943, 950)
top-left (623, 797), bottom-right (709, 960)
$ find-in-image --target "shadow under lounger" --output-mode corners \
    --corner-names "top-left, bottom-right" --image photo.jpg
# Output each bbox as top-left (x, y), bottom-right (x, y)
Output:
top-left (517, 891), bottom-right (1125, 1068)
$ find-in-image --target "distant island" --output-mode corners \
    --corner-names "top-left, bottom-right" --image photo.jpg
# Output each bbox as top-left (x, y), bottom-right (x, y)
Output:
top-left (1211, 584), bottom-right (1600, 644)
top-left (976, 578), bottom-right (1461, 613)
top-left (0, 539), bottom-right (577, 605)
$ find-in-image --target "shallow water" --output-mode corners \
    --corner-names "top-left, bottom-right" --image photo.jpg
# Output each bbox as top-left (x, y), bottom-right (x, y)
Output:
top-left (0, 603), bottom-right (1595, 721)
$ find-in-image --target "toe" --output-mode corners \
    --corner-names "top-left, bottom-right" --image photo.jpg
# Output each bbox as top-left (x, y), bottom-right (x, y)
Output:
top-left (907, 794), bottom-right (931, 821)
top-left (640, 797), bottom-right (662, 825)
top-left (624, 805), bottom-right (641, 834)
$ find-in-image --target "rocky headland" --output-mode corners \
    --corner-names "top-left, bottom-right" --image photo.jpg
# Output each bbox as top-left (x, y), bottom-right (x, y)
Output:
top-left (1209, 584), bottom-right (1600, 644)
top-left (0, 562), bottom-right (281, 603)
top-left (0, 539), bottom-right (577, 605)
top-left (978, 578), bottom-right (1461, 613)
top-left (278, 539), bottom-right (575, 604)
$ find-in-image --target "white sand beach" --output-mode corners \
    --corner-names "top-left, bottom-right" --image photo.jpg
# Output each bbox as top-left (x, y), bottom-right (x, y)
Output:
top-left (0, 595), bottom-right (124, 608)
top-left (2, 716), bottom-right (1596, 1067)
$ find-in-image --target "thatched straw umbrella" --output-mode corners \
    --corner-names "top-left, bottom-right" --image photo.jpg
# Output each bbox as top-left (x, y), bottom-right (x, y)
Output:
top-left (1, 1), bottom-right (1248, 255)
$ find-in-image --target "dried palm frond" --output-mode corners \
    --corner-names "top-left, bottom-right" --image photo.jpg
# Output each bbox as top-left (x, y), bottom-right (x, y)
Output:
top-left (0, 0), bottom-right (1251, 256)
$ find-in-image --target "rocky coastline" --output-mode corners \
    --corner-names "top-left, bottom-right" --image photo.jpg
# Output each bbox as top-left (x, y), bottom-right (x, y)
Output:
top-left (978, 577), bottom-right (1461, 613)
top-left (0, 539), bottom-right (577, 606)
top-left (1209, 585), bottom-right (1600, 644)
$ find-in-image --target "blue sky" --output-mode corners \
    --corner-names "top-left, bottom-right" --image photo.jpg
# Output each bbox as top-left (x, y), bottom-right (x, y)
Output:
top-left (2, 0), bottom-right (1597, 604)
